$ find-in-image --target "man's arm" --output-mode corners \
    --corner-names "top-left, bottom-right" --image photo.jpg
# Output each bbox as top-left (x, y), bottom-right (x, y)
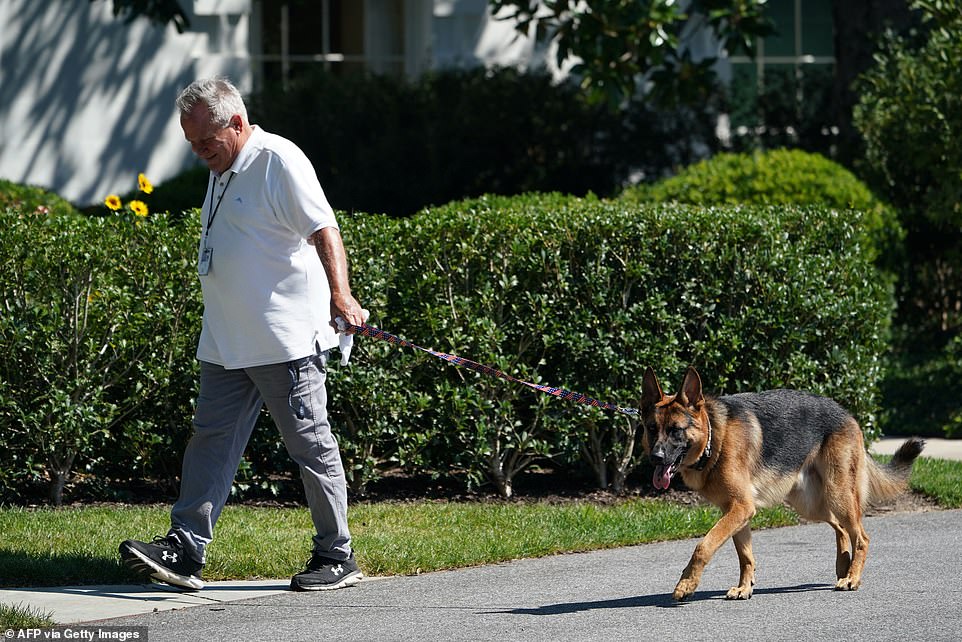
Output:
top-left (311, 226), bottom-right (365, 333)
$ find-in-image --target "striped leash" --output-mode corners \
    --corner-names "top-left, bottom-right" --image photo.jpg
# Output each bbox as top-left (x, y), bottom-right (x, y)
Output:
top-left (339, 321), bottom-right (639, 417)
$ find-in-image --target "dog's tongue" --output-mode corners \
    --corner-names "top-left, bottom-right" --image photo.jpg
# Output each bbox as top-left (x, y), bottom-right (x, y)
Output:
top-left (653, 464), bottom-right (674, 490)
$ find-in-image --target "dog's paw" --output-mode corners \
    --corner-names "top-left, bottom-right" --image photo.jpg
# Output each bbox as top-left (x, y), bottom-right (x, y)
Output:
top-left (834, 577), bottom-right (861, 591)
top-left (672, 579), bottom-right (698, 601)
top-left (725, 584), bottom-right (753, 600)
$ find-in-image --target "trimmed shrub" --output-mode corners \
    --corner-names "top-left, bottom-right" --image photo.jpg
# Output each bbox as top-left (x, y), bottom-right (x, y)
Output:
top-left (324, 213), bottom-right (438, 495)
top-left (0, 179), bottom-right (79, 218)
top-left (0, 207), bottom-right (201, 504)
top-left (332, 194), bottom-right (894, 495)
top-left (0, 188), bottom-right (893, 501)
top-left (619, 148), bottom-right (903, 269)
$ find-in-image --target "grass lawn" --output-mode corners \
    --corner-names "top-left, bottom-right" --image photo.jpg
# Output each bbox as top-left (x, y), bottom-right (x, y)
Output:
top-left (0, 498), bottom-right (799, 588)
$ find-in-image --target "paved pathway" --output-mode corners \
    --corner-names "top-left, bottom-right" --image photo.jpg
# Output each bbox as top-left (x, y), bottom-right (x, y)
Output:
top-left (871, 436), bottom-right (961, 460)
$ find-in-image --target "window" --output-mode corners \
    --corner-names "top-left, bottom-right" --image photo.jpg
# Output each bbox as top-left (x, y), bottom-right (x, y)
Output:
top-left (724, 0), bottom-right (836, 150)
top-left (251, 0), bottom-right (409, 88)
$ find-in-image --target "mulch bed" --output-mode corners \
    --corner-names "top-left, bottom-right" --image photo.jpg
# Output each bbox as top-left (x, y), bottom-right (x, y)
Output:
top-left (12, 467), bottom-right (944, 514)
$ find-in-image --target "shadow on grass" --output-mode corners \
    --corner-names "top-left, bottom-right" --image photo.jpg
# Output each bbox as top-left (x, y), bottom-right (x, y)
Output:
top-left (0, 550), bottom-right (138, 588)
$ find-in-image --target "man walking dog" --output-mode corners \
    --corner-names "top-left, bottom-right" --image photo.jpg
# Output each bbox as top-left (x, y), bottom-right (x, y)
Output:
top-left (119, 77), bottom-right (365, 592)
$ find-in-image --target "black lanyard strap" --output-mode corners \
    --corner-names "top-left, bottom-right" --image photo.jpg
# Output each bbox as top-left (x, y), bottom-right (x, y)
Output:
top-left (205, 171), bottom-right (235, 235)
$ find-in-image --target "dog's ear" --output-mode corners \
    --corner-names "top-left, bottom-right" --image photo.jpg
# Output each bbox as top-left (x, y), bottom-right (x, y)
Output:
top-left (678, 366), bottom-right (704, 408)
top-left (641, 366), bottom-right (664, 409)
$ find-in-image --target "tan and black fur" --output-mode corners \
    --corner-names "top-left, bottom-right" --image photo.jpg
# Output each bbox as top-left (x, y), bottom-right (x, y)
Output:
top-left (640, 366), bottom-right (924, 601)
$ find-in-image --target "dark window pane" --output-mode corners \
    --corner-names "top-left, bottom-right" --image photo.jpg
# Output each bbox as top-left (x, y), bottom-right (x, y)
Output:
top-left (288, 2), bottom-right (325, 56)
top-left (801, 0), bottom-right (834, 56)
top-left (728, 63), bottom-right (760, 130)
top-left (764, 0), bottom-right (796, 57)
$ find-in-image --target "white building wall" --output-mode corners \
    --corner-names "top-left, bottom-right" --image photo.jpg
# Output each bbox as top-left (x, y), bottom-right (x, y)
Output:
top-left (0, 0), bottom-right (547, 206)
top-left (0, 0), bottom-right (251, 206)
top-left (431, 0), bottom-right (564, 77)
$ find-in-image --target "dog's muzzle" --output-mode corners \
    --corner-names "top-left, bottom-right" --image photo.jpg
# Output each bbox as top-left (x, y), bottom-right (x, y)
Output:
top-left (650, 444), bottom-right (688, 490)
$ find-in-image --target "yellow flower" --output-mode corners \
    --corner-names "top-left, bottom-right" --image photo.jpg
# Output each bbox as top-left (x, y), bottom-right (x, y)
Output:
top-left (138, 173), bottom-right (154, 194)
top-left (129, 200), bottom-right (149, 217)
top-left (105, 194), bottom-right (123, 210)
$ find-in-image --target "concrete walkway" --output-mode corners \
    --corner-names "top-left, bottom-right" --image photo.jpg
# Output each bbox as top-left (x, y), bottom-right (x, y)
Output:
top-left (0, 579), bottom-right (293, 624)
top-left (870, 436), bottom-right (961, 460)
top-left (1, 436), bottom-right (958, 628)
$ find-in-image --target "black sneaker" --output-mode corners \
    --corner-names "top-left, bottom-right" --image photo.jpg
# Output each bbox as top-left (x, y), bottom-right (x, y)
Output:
top-left (119, 534), bottom-right (205, 591)
top-left (290, 551), bottom-right (363, 591)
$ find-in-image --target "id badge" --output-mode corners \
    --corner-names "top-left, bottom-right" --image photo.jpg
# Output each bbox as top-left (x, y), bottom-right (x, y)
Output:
top-left (198, 246), bottom-right (213, 276)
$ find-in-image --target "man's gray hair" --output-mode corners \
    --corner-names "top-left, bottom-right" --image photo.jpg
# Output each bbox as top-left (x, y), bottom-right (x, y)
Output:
top-left (176, 77), bottom-right (249, 127)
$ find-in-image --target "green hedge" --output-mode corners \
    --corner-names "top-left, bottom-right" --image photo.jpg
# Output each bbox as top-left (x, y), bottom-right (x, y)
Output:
top-left (0, 208), bottom-right (202, 505)
top-left (0, 179), bottom-right (80, 218)
top-left (0, 192), bottom-right (893, 502)
top-left (619, 148), bottom-right (903, 269)
top-left (332, 194), bottom-right (894, 496)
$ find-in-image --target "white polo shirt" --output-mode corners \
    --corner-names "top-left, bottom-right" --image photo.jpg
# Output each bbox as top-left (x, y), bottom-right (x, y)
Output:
top-left (196, 125), bottom-right (339, 369)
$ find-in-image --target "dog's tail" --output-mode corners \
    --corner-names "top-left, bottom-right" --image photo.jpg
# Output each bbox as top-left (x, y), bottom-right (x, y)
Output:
top-left (865, 437), bottom-right (925, 505)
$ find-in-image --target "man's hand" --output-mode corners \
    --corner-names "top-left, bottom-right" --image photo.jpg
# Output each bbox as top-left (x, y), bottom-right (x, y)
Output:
top-left (331, 292), bottom-right (366, 334)
top-left (311, 226), bottom-right (365, 334)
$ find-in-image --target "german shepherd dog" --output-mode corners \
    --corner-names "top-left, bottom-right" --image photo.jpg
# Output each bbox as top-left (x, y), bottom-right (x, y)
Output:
top-left (640, 366), bottom-right (923, 601)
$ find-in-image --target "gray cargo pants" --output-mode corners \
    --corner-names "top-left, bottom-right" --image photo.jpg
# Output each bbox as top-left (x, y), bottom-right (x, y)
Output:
top-left (169, 350), bottom-right (352, 565)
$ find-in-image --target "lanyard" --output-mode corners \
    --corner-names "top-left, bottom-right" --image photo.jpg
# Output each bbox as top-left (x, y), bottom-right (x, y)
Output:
top-left (204, 171), bottom-right (235, 238)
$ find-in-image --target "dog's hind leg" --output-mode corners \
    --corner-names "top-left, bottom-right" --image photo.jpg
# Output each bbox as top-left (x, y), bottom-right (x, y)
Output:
top-left (726, 523), bottom-right (756, 600)
top-left (824, 430), bottom-right (870, 591)
top-left (827, 515), bottom-right (852, 580)
top-left (832, 507), bottom-right (869, 590)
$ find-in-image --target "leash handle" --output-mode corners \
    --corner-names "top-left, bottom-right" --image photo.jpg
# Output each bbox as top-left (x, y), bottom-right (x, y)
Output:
top-left (344, 322), bottom-right (639, 417)
top-left (334, 310), bottom-right (370, 365)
